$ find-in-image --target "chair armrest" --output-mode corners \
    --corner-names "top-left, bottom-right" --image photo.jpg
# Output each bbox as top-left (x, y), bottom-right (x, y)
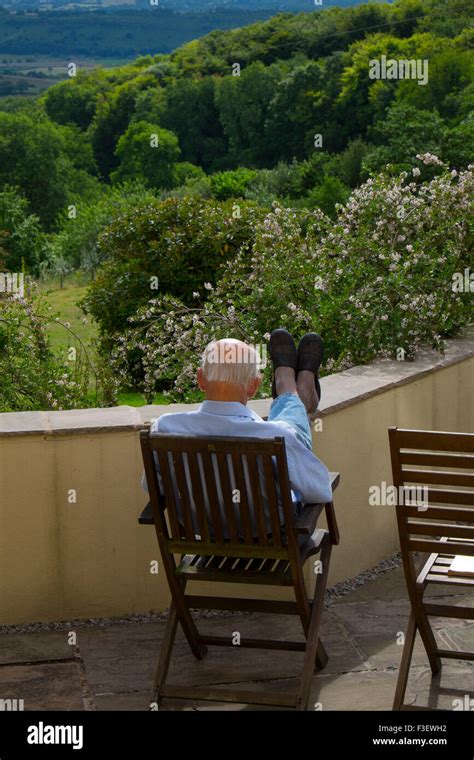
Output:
top-left (325, 501), bottom-right (340, 546)
top-left (295, 472), bottom-right (340, 543)
top-left (138, 501), bottom-right (154, 525)
top-left (295, 504), bottom-right (324, 535)
top-left (326, 472), bottom-right (340, 545)
top-left (329, 472), bottom-right (340, 493)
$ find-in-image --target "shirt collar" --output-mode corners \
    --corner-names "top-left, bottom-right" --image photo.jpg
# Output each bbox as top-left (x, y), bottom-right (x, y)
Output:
top-left (199, 400), bottom-right (258, 419)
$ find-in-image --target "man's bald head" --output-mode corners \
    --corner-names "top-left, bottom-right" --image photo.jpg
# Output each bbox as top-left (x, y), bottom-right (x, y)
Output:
top-left (200, 338), bottom-right (260, 388)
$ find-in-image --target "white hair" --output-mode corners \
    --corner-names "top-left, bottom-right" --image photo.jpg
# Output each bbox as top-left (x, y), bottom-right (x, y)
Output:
top-left (201, 339), bottom-right (260, 387)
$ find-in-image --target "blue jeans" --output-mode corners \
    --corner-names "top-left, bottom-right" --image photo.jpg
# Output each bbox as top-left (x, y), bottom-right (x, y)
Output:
top-left (268, 392), bottom-right (313, 543)
top-left (268, 392), bottom-right (312, 450)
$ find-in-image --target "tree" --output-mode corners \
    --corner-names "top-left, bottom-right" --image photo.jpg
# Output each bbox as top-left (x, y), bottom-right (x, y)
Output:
top-left (43, 76), bottom-right (103, 131)
top-left (332, 138), bottom-right (369, 188)
top-left (363, 103), bottom-right (446, 176)
top-left (48, 255), bottom-right (71, 289)
top-left (90, 74), bottom-right (156, 179)
top-left (160, 77), bottom-right (227, 172)
top-left (396, 46), bottom-right (473, 120)
top-left (0, 110), bottom-right (95, 228)
top-left (110, 121), bottom-right (181, 190)
top-left (442, 118), bottom-right (474, 170)
top-left (215, 62), bottom-right (282, 167)
top-left (133, 87), bottom-right (166, 126)
top-left (0, 186), bottom-right (50, 274)
top-left (265, 59), bottom-right (328, 162)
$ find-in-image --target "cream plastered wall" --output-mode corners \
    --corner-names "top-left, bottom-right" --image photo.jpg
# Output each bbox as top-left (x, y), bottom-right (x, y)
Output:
top-left (0, 332), bottom-right (472, 624)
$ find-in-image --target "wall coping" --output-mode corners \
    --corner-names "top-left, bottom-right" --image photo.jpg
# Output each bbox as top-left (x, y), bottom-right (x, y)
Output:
top-left (1, 326), bottom-right (473, 437)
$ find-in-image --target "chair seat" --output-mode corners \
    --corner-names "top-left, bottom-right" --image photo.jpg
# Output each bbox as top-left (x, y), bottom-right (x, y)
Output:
top-left (418, 551), bottom-right (474, 588)
top-left (175, 528), bottom-right (327, 586)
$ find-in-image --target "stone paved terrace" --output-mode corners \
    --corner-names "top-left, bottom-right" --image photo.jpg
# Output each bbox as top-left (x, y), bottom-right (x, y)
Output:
top-left (1, 561), bottom-right (473, 711)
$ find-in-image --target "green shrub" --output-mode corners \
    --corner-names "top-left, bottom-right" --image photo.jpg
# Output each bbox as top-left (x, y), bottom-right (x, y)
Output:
top-left (173, 162), bottom-right (207, 187)
top-left (51, 182), bottom-right (158, 270)
top-left (305, 176), bottom-right (350, 218)
top-left (82, 196), bottom-right (265, 340)
top-left (210, 168), bottom-right (258, 200)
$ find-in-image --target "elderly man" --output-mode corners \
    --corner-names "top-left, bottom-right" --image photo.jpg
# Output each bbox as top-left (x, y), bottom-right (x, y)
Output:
top-left (143, 329), bottom-right (332, 533)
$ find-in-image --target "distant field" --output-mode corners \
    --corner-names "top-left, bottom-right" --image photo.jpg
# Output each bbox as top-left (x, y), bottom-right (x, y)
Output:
top-left (0, 8), bottom-right (277, 59)
top-left (0, 54), bottom-right (128, 97)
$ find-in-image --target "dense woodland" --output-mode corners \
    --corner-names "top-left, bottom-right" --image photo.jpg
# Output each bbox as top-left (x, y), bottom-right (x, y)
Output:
top-left (0, 0), bottom-right (472, 410)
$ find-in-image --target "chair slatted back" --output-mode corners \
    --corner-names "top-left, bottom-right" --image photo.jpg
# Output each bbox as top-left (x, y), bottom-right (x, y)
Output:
top-left (140, 431), bottom-right (299, 560)
top-left (388, 427), bottom-right (474, 563)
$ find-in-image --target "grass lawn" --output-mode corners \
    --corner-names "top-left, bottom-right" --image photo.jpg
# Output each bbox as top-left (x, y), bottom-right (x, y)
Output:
top-left (36, 277), bottom-right (169, 407)
top-left (38, 279), bottom-right (97, 360)
top-left (117, 390), bottom-right (168, 407)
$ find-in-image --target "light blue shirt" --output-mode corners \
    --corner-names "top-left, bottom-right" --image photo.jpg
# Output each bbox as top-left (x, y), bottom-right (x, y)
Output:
top-left (142, 400), bottom-right (332, 507)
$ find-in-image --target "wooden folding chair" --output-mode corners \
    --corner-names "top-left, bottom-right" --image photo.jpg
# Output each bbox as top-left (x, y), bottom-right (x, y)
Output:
top-left (139, 430), bottom-right (340, 710)
top-left (388, 427), bottom-right (474, 711)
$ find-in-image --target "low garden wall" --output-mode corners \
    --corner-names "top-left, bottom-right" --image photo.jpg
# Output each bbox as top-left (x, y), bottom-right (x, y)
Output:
top-left (0, 328), bottom-right (473, 624)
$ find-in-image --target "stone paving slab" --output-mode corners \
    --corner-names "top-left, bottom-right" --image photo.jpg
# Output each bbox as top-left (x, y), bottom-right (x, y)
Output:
top-left (0, 631), bottom-right (76, 666)
top-left (405, 664), bottom-right (474, 710)
top-left (0, 565), bottom-right (472, 711)
top-left (0, 662), bottom-right (84, 710)
top-left (352, 633), bottom-right (429, 671)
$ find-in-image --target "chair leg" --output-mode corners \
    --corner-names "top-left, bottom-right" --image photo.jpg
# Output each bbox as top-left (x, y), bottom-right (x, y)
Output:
top-left (393, 611), bottom-right (417, 710)
top-left (150, 601), bottom-right (179, 709)
top-left (296, 539), bottom-right (332, 710)
top-left (413, 597), bottom-right (442, 675)
top-left (170, 576), bottom-right (208, 660)
top-left (315, 639), bottom-right (328, 671)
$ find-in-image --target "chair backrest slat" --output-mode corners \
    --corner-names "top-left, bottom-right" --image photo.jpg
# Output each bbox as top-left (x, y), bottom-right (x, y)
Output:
top-left (403, 505), bottom-right (474, 521)
top-left (186, 452), bottom-right (211, 543)
top-left (230, 451), bottom-right (254, 544)
top-left (408, 521), bottom-right (474, 540)
top-left (216, 451), bottom-right (240, 543)
top-left (201, 450), bottom-right (225, 544)
top-left (171, 451), bottom-right (196, 541)
top-left (399, 451), bottom-right (474, 468)
top-left (156, 450), bottom-right (184, 541)
top-left (262, 454), bottom-right (283, 547)
top-left (273, 438), bottom-right (297, 550)
top-left (395, 429), bottom-right (474, 453)
top-left (140, 432), bottom-right (169, 537)
top-left (401, 469), bottom-right (474, 488)
top-left (424, 488), bottom-right (474, 506)
top-left (246, 455), bottom-right (270, 545)
top-left (388, 427), bottom-right (474, 569)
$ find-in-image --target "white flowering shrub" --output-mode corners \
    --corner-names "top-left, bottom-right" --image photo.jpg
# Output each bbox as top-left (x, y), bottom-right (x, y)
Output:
top-left (0, 292), bottom-right (116, 412)
top-left (111, 160), bottom-right (473, 402)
